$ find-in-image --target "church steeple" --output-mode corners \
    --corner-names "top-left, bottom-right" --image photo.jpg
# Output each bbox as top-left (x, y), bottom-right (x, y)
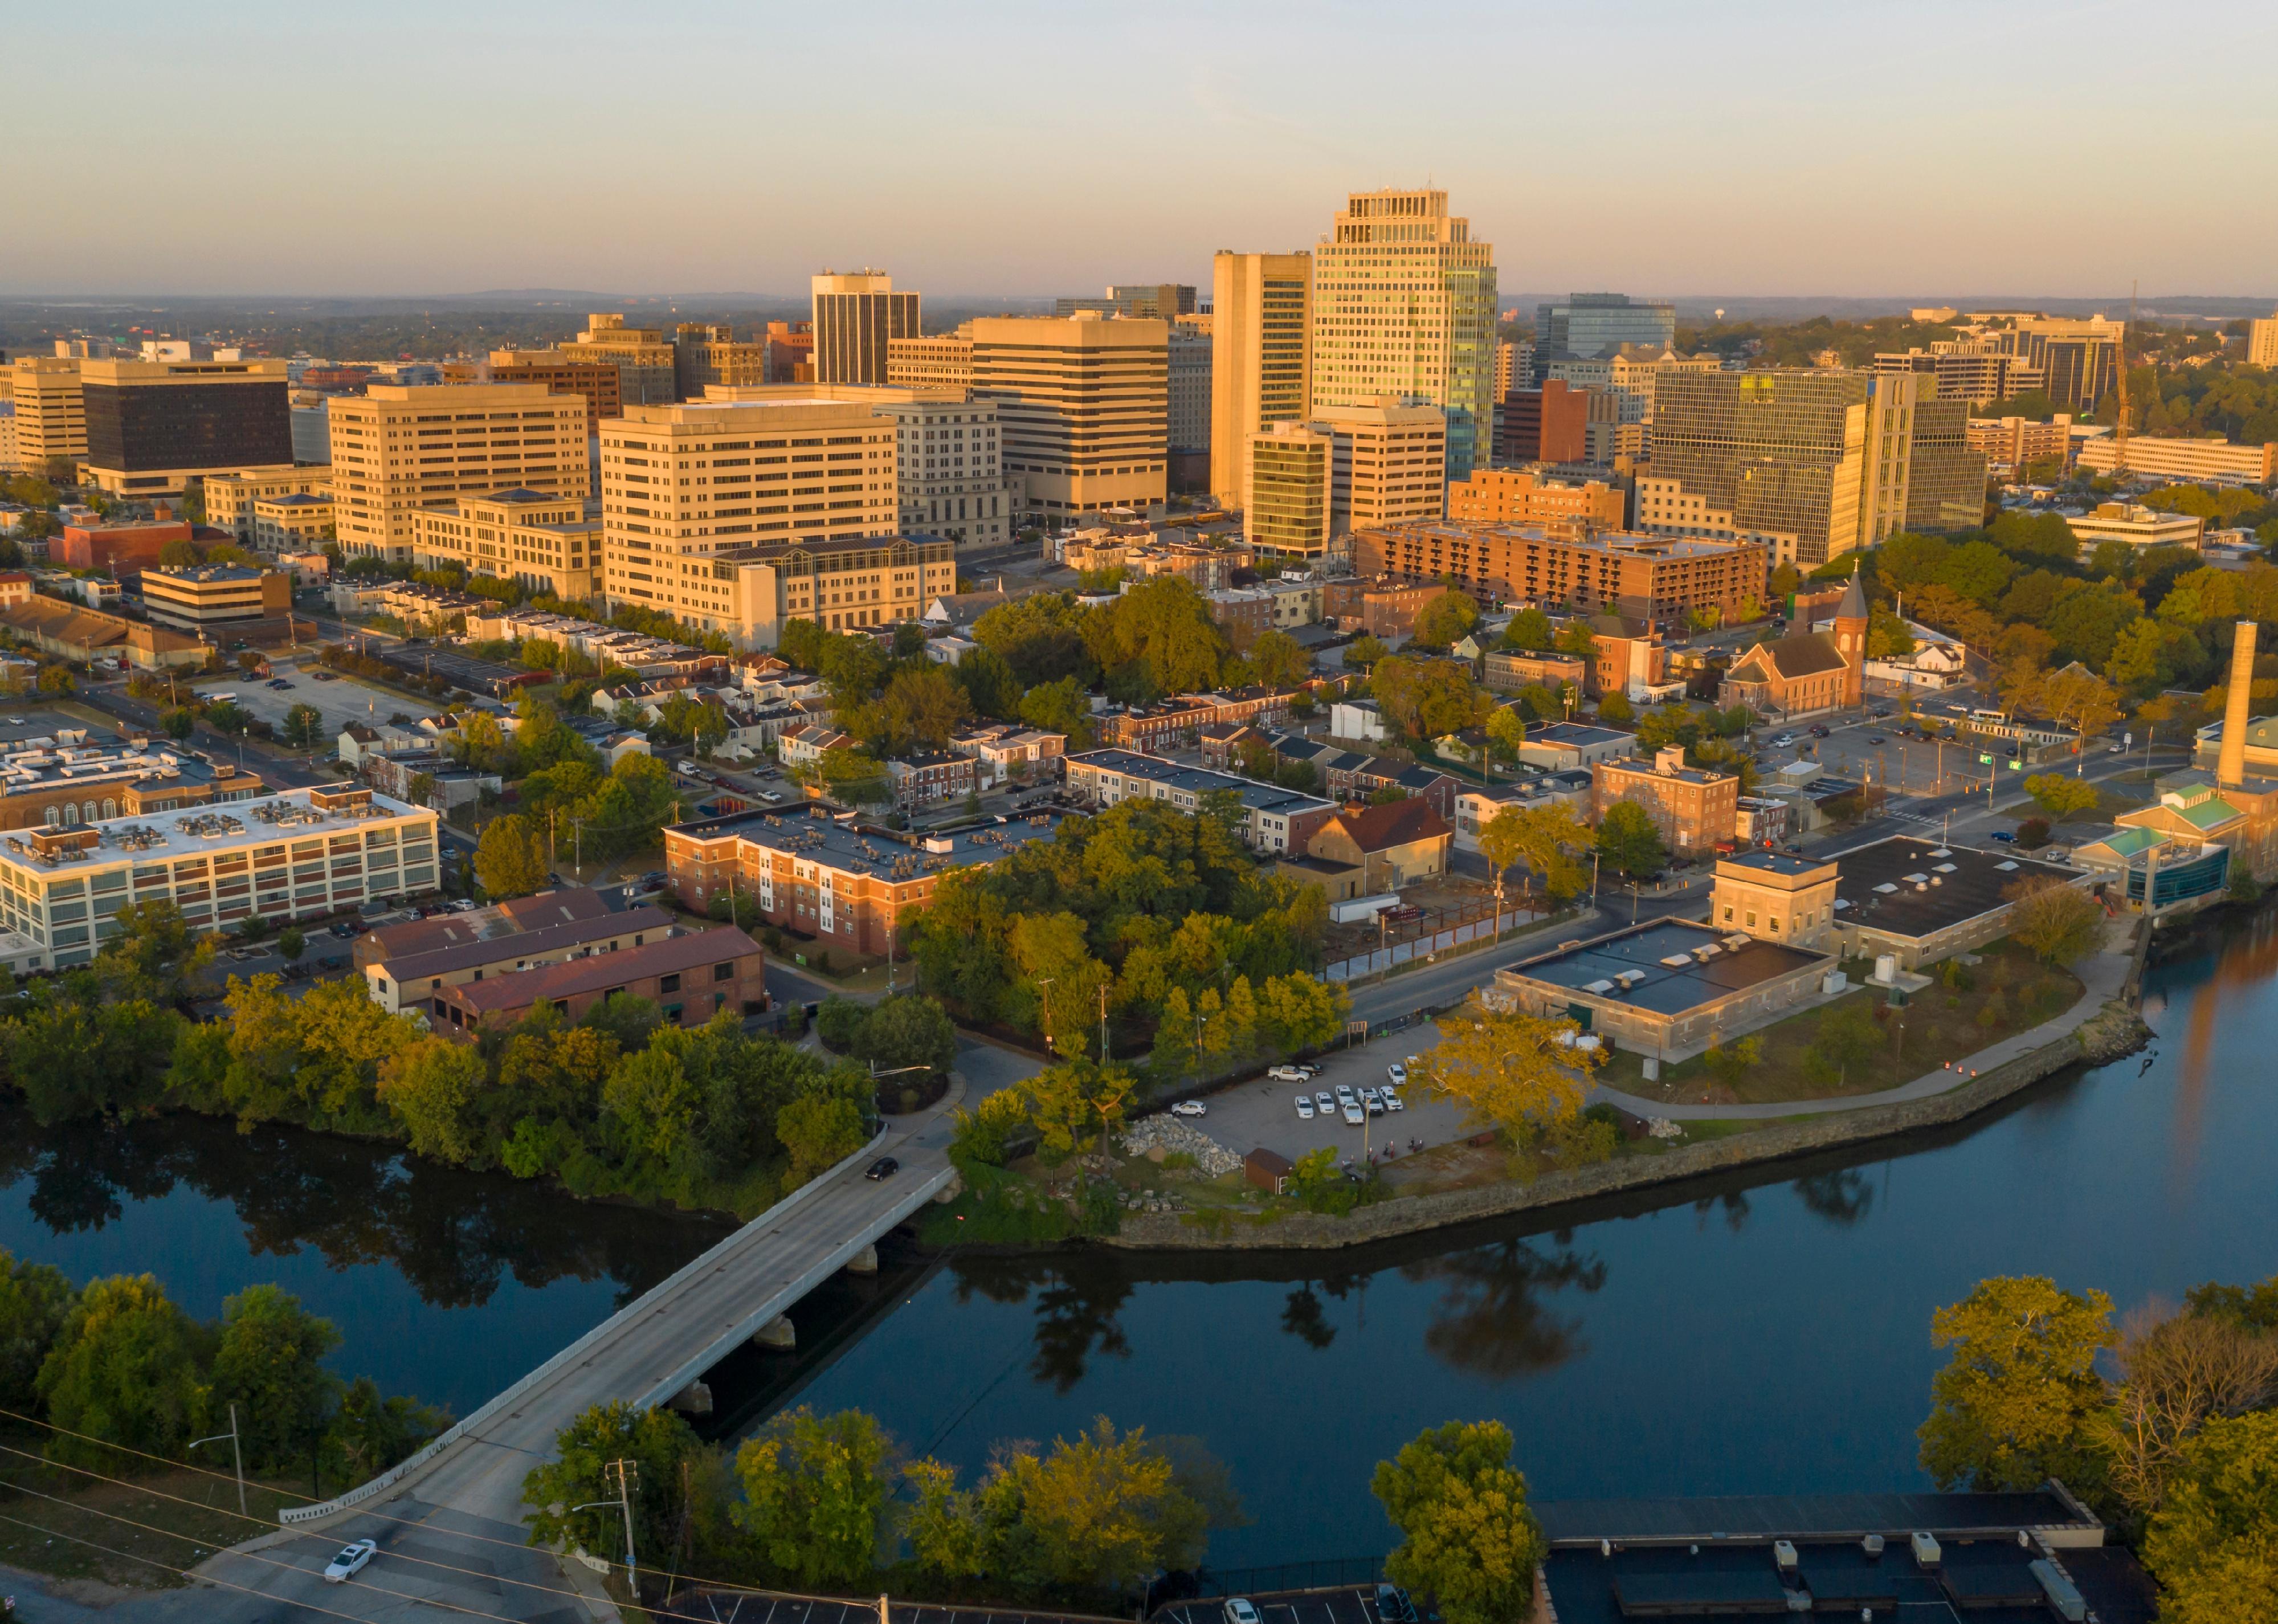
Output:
top-left (1832, 565), bottom-right (1868, 709)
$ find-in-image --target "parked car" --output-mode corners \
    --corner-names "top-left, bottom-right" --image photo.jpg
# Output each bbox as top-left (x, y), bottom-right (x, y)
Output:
top-left (1386, 1063), bottom-right (1407, 1086)
top-left (1334, 1084), bottom-right (1356, 1107)
top-left (1170, 1100), bottom-right (1207, 1118)
top-left (1375, 1585), bottom-right (1419, 1624)
top-left (328, 921), bottom-right (355, 939)
top-left (1867, 735), bottom-right (1885, 745)
top-left (1809, 724), bottom-right (1831, 738)
top-left (1385, 1092), bottom-right (1407, 1113)
top-left (1342, 1101), bottom-right (1366, 1125)
top-left (323, 1540), bottom-right (377, 1584)
top-left (865, 1157), bottom-right (899, 1180)
top-left (1267, 1065), bottom-right (1308, 1083)
top-left (1225, 1602), bottom-right (1262, 1624)
top-left (1989, 829), bottom-right (2018, 843)
top-left (1773, 733), bottom-right (1796, 747)
top-left (1313, 1091), bottom-right (1334, 1116)
top-left (1366, 1096), bottom-right (1385, 1116)
top-left (1295, 1095), bottom-right (1314, 1120)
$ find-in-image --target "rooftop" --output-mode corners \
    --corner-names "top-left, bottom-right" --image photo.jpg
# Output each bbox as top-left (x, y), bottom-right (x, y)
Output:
top-left (1832, 836), bottom-right (2077, 940)
top-left (1718, 848), bottom-right (1835, 879)
top-left (0, 784), bottom-right (429, 873)
top-left (1502, 917), bottom-right (1827, 1017)
top-left (362, 887), bottom-right (614, 961)
top-left (671, 805), bottom-right (1067, 882)
top-left (446, 926), bottom-right (762, 1017)
top-left (1322, 798), bottom-right (1450, 852)
top-left (371, 905), bottom-right (672, 985)
top-left (1064, 748), bottom-right (1335, 820)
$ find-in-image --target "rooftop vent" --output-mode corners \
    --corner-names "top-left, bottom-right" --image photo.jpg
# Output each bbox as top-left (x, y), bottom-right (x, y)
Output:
top-left (1873, 882), bottom-right (1899, 893)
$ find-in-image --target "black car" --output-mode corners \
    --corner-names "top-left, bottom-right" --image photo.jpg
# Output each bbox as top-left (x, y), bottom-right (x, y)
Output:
top-left (865, 1157), bottom-right (899, 1181)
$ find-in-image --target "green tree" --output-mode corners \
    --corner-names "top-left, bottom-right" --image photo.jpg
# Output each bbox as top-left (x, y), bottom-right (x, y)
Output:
top-left (855, 994), bottom-right (958, 1081)
top-left (778, 1091), bottom-right (867, 1186)
top-left (377, 1035), bottom-right (489, 1162)
top-left (1370, 1419), bottom-right (1545, 1624)
top-left (1594, 799), bottom-right (1667, 878)
top-left (1595, 689), bottom-right (1635, 724)
top-left (2143, 1410), bottom-right (2278, 1623)
top-left (1344, 634), bottom-right (1390, 670)
top-left (325, 1376), bottom-right (444, 1488)
top-left (209, 1285), bottom-right (342, 1470)
top-left (1501, 609), bottom-right (1555, 651)
top-left (1917, 1275), bottom-right (2114, 1492)
top-left (36, 1275), bottom-right (209, 1465)
top-left (96, 897), bottom-right (214, 1005)
top-left (2024, 773), bottom-right (2099, 819)
top-left (2005, 877), bottom-right (2104, 966)
top-left (1484, 705), bottom-right (1526, 762)
top-left (733, 1405), bottom-right (893, 1589)
top-left (0, 1250), bottom-right (74, 1413)
top-left (1247, 627), bottom-right (1310, 687)
top-left (277, 926), bottom-right (307, 964)
top-left (280, 703), bottom-right (326, 750)
top-left (1411, 590), bottom-right (1481, 650)
top-left (1801, 997), bottom-right (1879, 1088)
top-left (522, 1401), bottom-right (705, 1568)
top-left (475, 813), bottom-right (549, 899)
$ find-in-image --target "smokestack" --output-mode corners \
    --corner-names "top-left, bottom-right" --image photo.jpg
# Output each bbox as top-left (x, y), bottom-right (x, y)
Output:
top-left (2219, 619), bottom-right (2256, 789)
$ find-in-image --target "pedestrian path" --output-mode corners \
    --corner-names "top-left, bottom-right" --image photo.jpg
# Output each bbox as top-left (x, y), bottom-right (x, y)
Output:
top-left (1590, 919), bottom-right (2136, 1121)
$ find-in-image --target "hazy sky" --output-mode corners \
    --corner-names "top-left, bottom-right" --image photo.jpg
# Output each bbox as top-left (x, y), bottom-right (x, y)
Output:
top-left (9, 0), bottom-right (2276, 301)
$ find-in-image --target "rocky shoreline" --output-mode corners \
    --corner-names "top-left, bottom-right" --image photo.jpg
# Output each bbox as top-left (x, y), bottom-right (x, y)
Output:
top-left (1099, 1001), bottom-right (2153, 1252)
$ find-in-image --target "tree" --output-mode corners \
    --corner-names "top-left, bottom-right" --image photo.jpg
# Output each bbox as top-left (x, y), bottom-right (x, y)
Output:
top-left (1373, 656), bottom-right (1479, 739)
top-left (1917, 1275), bottom-right (2114, 1492)
top-left (1370, 1420), bottom-right (1545, 1624)
top-left (2005, 877), bottom-right (2103, 966)
top-left (2088, 1301), bottom-right (2278, 1517)
top-left (1595, 689), bottom-right (1635, 724)
top-left (1412, 589), bottom-right (1480, 650)
top-left (1021, 1059), bottom-right (1134, 1155)
top-left (1801, 997), bottom-right (1879, 1088)
top-left (1247, 628), bottom-right (1309, 687)
top-left (1501, 609), bottom-right (1556, 651)
top-left (2142, 1409), bottom-right (2278, 1622)
top-left (1483, 705), bottom-right (1526, 764)
top-left (325, 1376), bottom-right (444, 1489)
top-left (36, 1274), bottom-right (209, 1464)
top-left (857, 664), bottom-right (969, 755)
top-left (2037, 664), bottom-right (2124, 766)
top-left (1595, 800), bottom-right (1667, 879)
top-left (0, 1250), bottom-right (74, 1413)
top-left (210, 1284), bottom-right (343, 1470)
top-left (95, 897), bottom-right (214, 1005)
top-left (777, 1091), bottom-right (866, 1186)
top-left (522, 1401), bottom-right (705, 1569)
top-left (733, 1406), bottom-right (894, 1589)
top-left (1418, 997), bottom-right (1599, 1143)
top-left (1553, 619), bottom-right (1599, 660)
top-left (377, 1035), bottom-right (489, 1162)
top-left (1344, 634), bottom-right (1390, 671)
top-left (277, 926), bottom-right (307, 964)
top-left (475, 813), bottom-right (549, 899)
top-left (2024, 773), bottom-right (2100, 819)
top-left (854, 994), bottom-right (958, 1081)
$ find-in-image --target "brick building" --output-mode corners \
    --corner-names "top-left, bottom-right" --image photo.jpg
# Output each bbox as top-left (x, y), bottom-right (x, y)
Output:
top-left (1446, 468), bottom-right (1627, 531)
top-left (1061, 750), bottom-right (1335, 855)
top-left (1495, 380), bottom-right (1589, 463)
top-left (1322, 577), bottom-right (1443, 639)
top-left (1481, 648), bottom-right (1589, 694)
top-left (1352, 519), bottom-right (1765, 626)
top-left (1591, 748), bottom-right (1740, 854)
top-left (1720, 575), bottom-right (1867, 717)
top-left (429, 927), bottom-right (768, 1038)
top-left (55, 517), bottom-right (191, 579)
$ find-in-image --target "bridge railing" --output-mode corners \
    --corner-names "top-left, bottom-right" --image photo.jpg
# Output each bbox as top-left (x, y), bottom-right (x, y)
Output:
top-left (276, 1120), bottom-right (894, 1527)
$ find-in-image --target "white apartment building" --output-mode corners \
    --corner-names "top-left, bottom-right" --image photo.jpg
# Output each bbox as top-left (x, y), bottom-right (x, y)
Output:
top-left (876, 395), bottom-right (1015, 548)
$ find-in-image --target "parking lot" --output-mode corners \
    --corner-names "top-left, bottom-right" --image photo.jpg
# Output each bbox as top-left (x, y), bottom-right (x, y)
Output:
top-left (183, 658), bottom-right (435, 744)
top-left (1168, 1023), bottom-right (1471, 1172)
top-left (1157, 1585), bottom-right (1411, 1624)
top-left (659, 1594), bottom-right (1112, 1624)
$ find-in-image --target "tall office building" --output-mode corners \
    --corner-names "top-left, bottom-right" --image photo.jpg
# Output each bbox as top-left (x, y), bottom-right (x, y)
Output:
top-left (887, 331), bottom-right (975, 391)
top-left (1309, 189), bottom-right (1497, 478)
top-left (763, 321), bottom-right (815, 383)
top-left (564, 315), bottom-right (678, 406)
top-left (1168, 323), bottom-right (1213, 454)
top-left (2251, 314), bottom-right (2278, 369)
top-left (811, 271), bottom-right (920, 386)
top-left (79, 358), bottom-right (294, 497)
top-left (1210, 250), bottom-right (1312, 508)
top-left (969, 315), bottom-right (1168, 517)
top-left (1495, 339), bottom-right (1534, 398)
top-left (1244, 422), bottom-right (1334, 559)
top-left (1534, 293), bottom-right (1677, 360)
top-left (673, 325), bottom-right (770, 398)
top-left (4, 358), bottom-right (87, 475)
top-left (1316, 399), bottom-right (1447, 537)
top-left (1988, 316), bottom-right (2123, 413)
top-left (439, 350), bottom-right (623, 424)
top-left (1651, 369), bottom-right (1986, 568)
top-left (1052, 284), bottom-right (1197, 320)
top-left (1497, 380), bottom-right (1590, 464)
top-left (594, 395), bottom-right (902, 644)
top-left (328, 384), bottom-right (590, 562)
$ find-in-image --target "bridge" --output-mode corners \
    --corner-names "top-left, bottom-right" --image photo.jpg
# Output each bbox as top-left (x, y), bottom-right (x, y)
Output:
top-left (273, 1078), bottom-right (975, 1536)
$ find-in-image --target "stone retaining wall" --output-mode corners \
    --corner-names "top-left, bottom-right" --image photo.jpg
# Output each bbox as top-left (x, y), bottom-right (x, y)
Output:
top-left (1103, 1002), bottom-right (2150, 1252)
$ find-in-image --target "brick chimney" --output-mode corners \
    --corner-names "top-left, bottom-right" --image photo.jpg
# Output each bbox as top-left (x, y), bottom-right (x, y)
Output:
top-left (2219, 619), bottom-right (2256, 789)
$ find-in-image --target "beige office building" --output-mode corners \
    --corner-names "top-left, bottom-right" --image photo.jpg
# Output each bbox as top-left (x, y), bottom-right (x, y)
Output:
top-left (5, 358), bottom-right (88, 474)
top-left (564, 315), bottom-right (677, 406)
top-left (1210, 250), bottom-right (1312, 508)
top-left (811, 272), bottom-right (920, 386)
top-left (2075, 434), bottom-right (2277, 485)
top-left (673, 325), bottom-right (770, 398)
top-left (2252, 315), bottom-right (2278, 369)
top-left (1309, 189), bottom-right (1497, 478)
top-left (250, 492), bottom-right (334, 552)
top-left (1244, 422), bottom-right (1333, 558)
top-left (206, 466), bottom-right (333, 542)
top-left (1317, 399), bottom-right (1446, 536)
top-left (886, 332), bottom-right (975, 391)
top-left (703, 532), bottom-right (957, 649)
top-left (328, 385), bottom-right (591, 562)
top-left (414, 488), bottom-right (601, 601)
top-left (970, 315), bottom-right (1167, 517)
top-left (596, 395), bottom-right (897, 640)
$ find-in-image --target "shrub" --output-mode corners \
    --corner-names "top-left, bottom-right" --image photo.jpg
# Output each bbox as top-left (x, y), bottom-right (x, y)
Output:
top-left (815, 995), bottom-right (868, 1052)
top-left (2015, 817), bottom-right (2053, 850)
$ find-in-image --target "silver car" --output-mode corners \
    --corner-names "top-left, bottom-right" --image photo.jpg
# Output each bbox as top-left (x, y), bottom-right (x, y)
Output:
top-left (1314, 1090), bottom-right (1334, 1116)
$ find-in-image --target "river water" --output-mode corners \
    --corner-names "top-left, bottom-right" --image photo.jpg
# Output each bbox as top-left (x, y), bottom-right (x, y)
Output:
top-left (4, 911), bottom-right (2275, 1569)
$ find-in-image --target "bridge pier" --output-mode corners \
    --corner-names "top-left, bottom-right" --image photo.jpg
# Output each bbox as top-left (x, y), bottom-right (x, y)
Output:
top-left (846, 1244), bottom-right (879, 1275)
top-left (668, 1381), bottom-right (713, 1417)
top-left (752, 1314), bottom-right (797, 1350)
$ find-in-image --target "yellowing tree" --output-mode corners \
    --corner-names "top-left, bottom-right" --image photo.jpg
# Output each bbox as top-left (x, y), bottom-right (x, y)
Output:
top-left (1371, 1419), bottom-right (1545, 1624)
top-left (1917, 1275), bottom-right (2113, 1492)
top-left (1417, 997), bottom-right (1599, 1141)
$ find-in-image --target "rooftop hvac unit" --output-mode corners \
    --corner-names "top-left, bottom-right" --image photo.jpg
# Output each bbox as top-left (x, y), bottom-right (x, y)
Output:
top-left (1616, 969), bottom-right (1648, 986)
top-left (1861, 1533), bottom-right (1885, 1560)
top-left (1724, 933), bottom-right (1754, 949)
top-left (1582, 978), bottom-right (1616, 994)
top-left (1910, 1532), bottom-right (1941, 1569)
top-left (1772, 1540), bottom-right (1798, 1572)
top-left (1692, 944), bottom-right (1722, 961)
top-left (1660, 953), bottom-right (1695, 967)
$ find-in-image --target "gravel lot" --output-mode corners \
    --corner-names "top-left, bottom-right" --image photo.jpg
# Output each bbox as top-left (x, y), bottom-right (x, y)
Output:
top-left (1169, 1025), bottom-right (1475, 1173)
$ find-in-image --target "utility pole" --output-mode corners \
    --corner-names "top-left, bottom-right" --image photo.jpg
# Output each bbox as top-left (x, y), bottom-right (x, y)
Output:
top-left (606, 1458), bottom-right (639, 1597)
top-left (1099, 980), bottom-right (1109, 1065)
top-left (189, 1403), bottom-right (246, 1516)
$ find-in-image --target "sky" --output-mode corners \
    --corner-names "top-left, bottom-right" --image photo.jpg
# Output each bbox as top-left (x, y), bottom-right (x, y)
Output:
top-left (7, 0), bottom-right (2277, 301)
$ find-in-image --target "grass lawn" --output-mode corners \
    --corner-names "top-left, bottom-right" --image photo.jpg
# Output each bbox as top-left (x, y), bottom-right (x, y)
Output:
top-left (0, 1437), bottom-right (316, 1590)
top-left (1595, 938), bottom-right (2083, 1108)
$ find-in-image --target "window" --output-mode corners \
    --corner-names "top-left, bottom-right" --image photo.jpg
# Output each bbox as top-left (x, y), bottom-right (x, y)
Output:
top-left (659, 973), bottom-right (681, 993)
top-left (713, 961), bottom-right (735, 981)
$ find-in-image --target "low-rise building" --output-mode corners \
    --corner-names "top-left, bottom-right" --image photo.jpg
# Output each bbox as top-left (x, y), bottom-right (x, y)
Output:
top-left (413, 488), bottom-right (601, 602)
top-left (1354, 519), bottom-right (1767, 627)
top-left (54, 516), bottom-right (189, 580)
top-left (1295, 798), bottom-right (1452, 895)
top-left (1513, 720), bottom-right (1632, 772)
top-left (1481, 648), bottom-right (1589, 696)
top-left (1062, 749), bottom-right (1335, 855)
top-left (1097, 687), bottom-right (1301, 750)
top-left (884, 750), bottom-right (975, 809)
top-left (948, 723), bottom-right (1065, 786)
top-left (363, 903), bottom-right (675, 1013)
top-left (0, 596), bottom-right (205, 670)
top-left (1967, 414), bottom-right (2076, 474)
top-left (250, 491), bottom-right (333, 553)
top-left (1830, 835), bottom-right (2088, 968)
top-left (2061, 501), bottom-right (2204, 552)
top-left (1446, 467), bottom-right (1627, 530)
top-left (2075, 434), bottom-right (2276, 485)
top-left (206, 467), bottom-right (333, 544)
top-left (429, 926), bottom-right (768, 1039)
top-left (1322, 577), bottom-right (1443, 639)
top-left (1710, 848), bottom-right (1839, 948)
top-left (140, 564), bottom-right (295, 638)
top-left (0, 783), bottom-right (438, 968)
top-left (1592, 748), bottom-right (1740, 855)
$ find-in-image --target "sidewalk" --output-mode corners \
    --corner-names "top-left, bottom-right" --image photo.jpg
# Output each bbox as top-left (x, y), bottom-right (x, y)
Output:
top-left (1590, 916), bottom-right (2136, 1121)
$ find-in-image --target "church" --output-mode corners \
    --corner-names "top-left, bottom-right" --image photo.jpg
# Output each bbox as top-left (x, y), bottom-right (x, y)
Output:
top-left (1718, 575), bottom-right (1867, 719)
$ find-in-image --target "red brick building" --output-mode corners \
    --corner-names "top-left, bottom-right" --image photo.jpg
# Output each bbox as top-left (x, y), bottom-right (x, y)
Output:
top-left (1097, 687), bottom-right (1302, 750)
top-left (1496, 380), bottom-right (1589, 464)
top-left (56, 518), bottom-right (190, 578)
top-left (428, 926), bottom-right (768, 1038)
top-left (1322, 578), bottom-right (1443, 639)
top-left (1592, 749), bottom-right (1740, 854)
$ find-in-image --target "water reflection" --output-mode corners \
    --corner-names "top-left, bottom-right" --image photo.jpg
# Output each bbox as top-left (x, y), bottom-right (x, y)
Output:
top-left (1695, 1190), bottom-right (1752, 1234)
top-left (951, 1253), bottom-right (1136, 1392)
top-left (1401, 1237), bottom-right (1607, 1380)
top-left (1793, 1169), bottom-right (1876, 1227)
top-left (0, 1107), bottom-right (728, 1311)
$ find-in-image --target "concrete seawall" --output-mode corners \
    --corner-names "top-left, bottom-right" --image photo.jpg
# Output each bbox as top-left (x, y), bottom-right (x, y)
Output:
top-left (1103, 1001), bottom-right (2150, 1252)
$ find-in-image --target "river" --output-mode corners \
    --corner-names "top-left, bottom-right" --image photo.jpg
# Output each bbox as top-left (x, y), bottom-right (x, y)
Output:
top-left (3, 911), bottom-right (2273, 1570)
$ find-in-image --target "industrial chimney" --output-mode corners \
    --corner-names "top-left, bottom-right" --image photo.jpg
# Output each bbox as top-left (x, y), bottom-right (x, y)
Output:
top-left (2218, 619), bottom-right (2257, 789)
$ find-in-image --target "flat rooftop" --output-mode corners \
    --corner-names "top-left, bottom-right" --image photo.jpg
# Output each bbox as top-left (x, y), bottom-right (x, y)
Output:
top-left (670, 806), bottom-right (1066, 882)
top-left (1503, 918), bottom-right (1827, 1017)
top-left (1833, 836), bottom-right (2077, 941)
top-left (0, 784), bottom-right (430, 874)
top-left (1719, 848), bottom-right (1834, 879)
top-left (1066, 748), bottom-right (1334, 818)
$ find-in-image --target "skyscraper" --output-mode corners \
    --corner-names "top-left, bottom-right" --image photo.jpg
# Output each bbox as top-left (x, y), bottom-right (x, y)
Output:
top-left (1309, 189), bottom-right (1496, 478)
top-left (811, 271), bottom-right (920, 386)
top-left (1210, 251), bottom-right (1312, 508)
top-left (1534, 293), bottom-right (1677, 360)
top-left (564, 314), bottom-right (678, 406)
top-left (79, 358), bottom-right (295, 497)
top-left (329, 384), bottom-right (590, 562)
top-left (969, 315), bottom-right (1167, 518)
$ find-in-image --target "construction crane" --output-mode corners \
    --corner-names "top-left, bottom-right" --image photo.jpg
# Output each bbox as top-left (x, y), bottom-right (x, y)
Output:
top-left (2113, 279), bottom-right (2137, 473)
